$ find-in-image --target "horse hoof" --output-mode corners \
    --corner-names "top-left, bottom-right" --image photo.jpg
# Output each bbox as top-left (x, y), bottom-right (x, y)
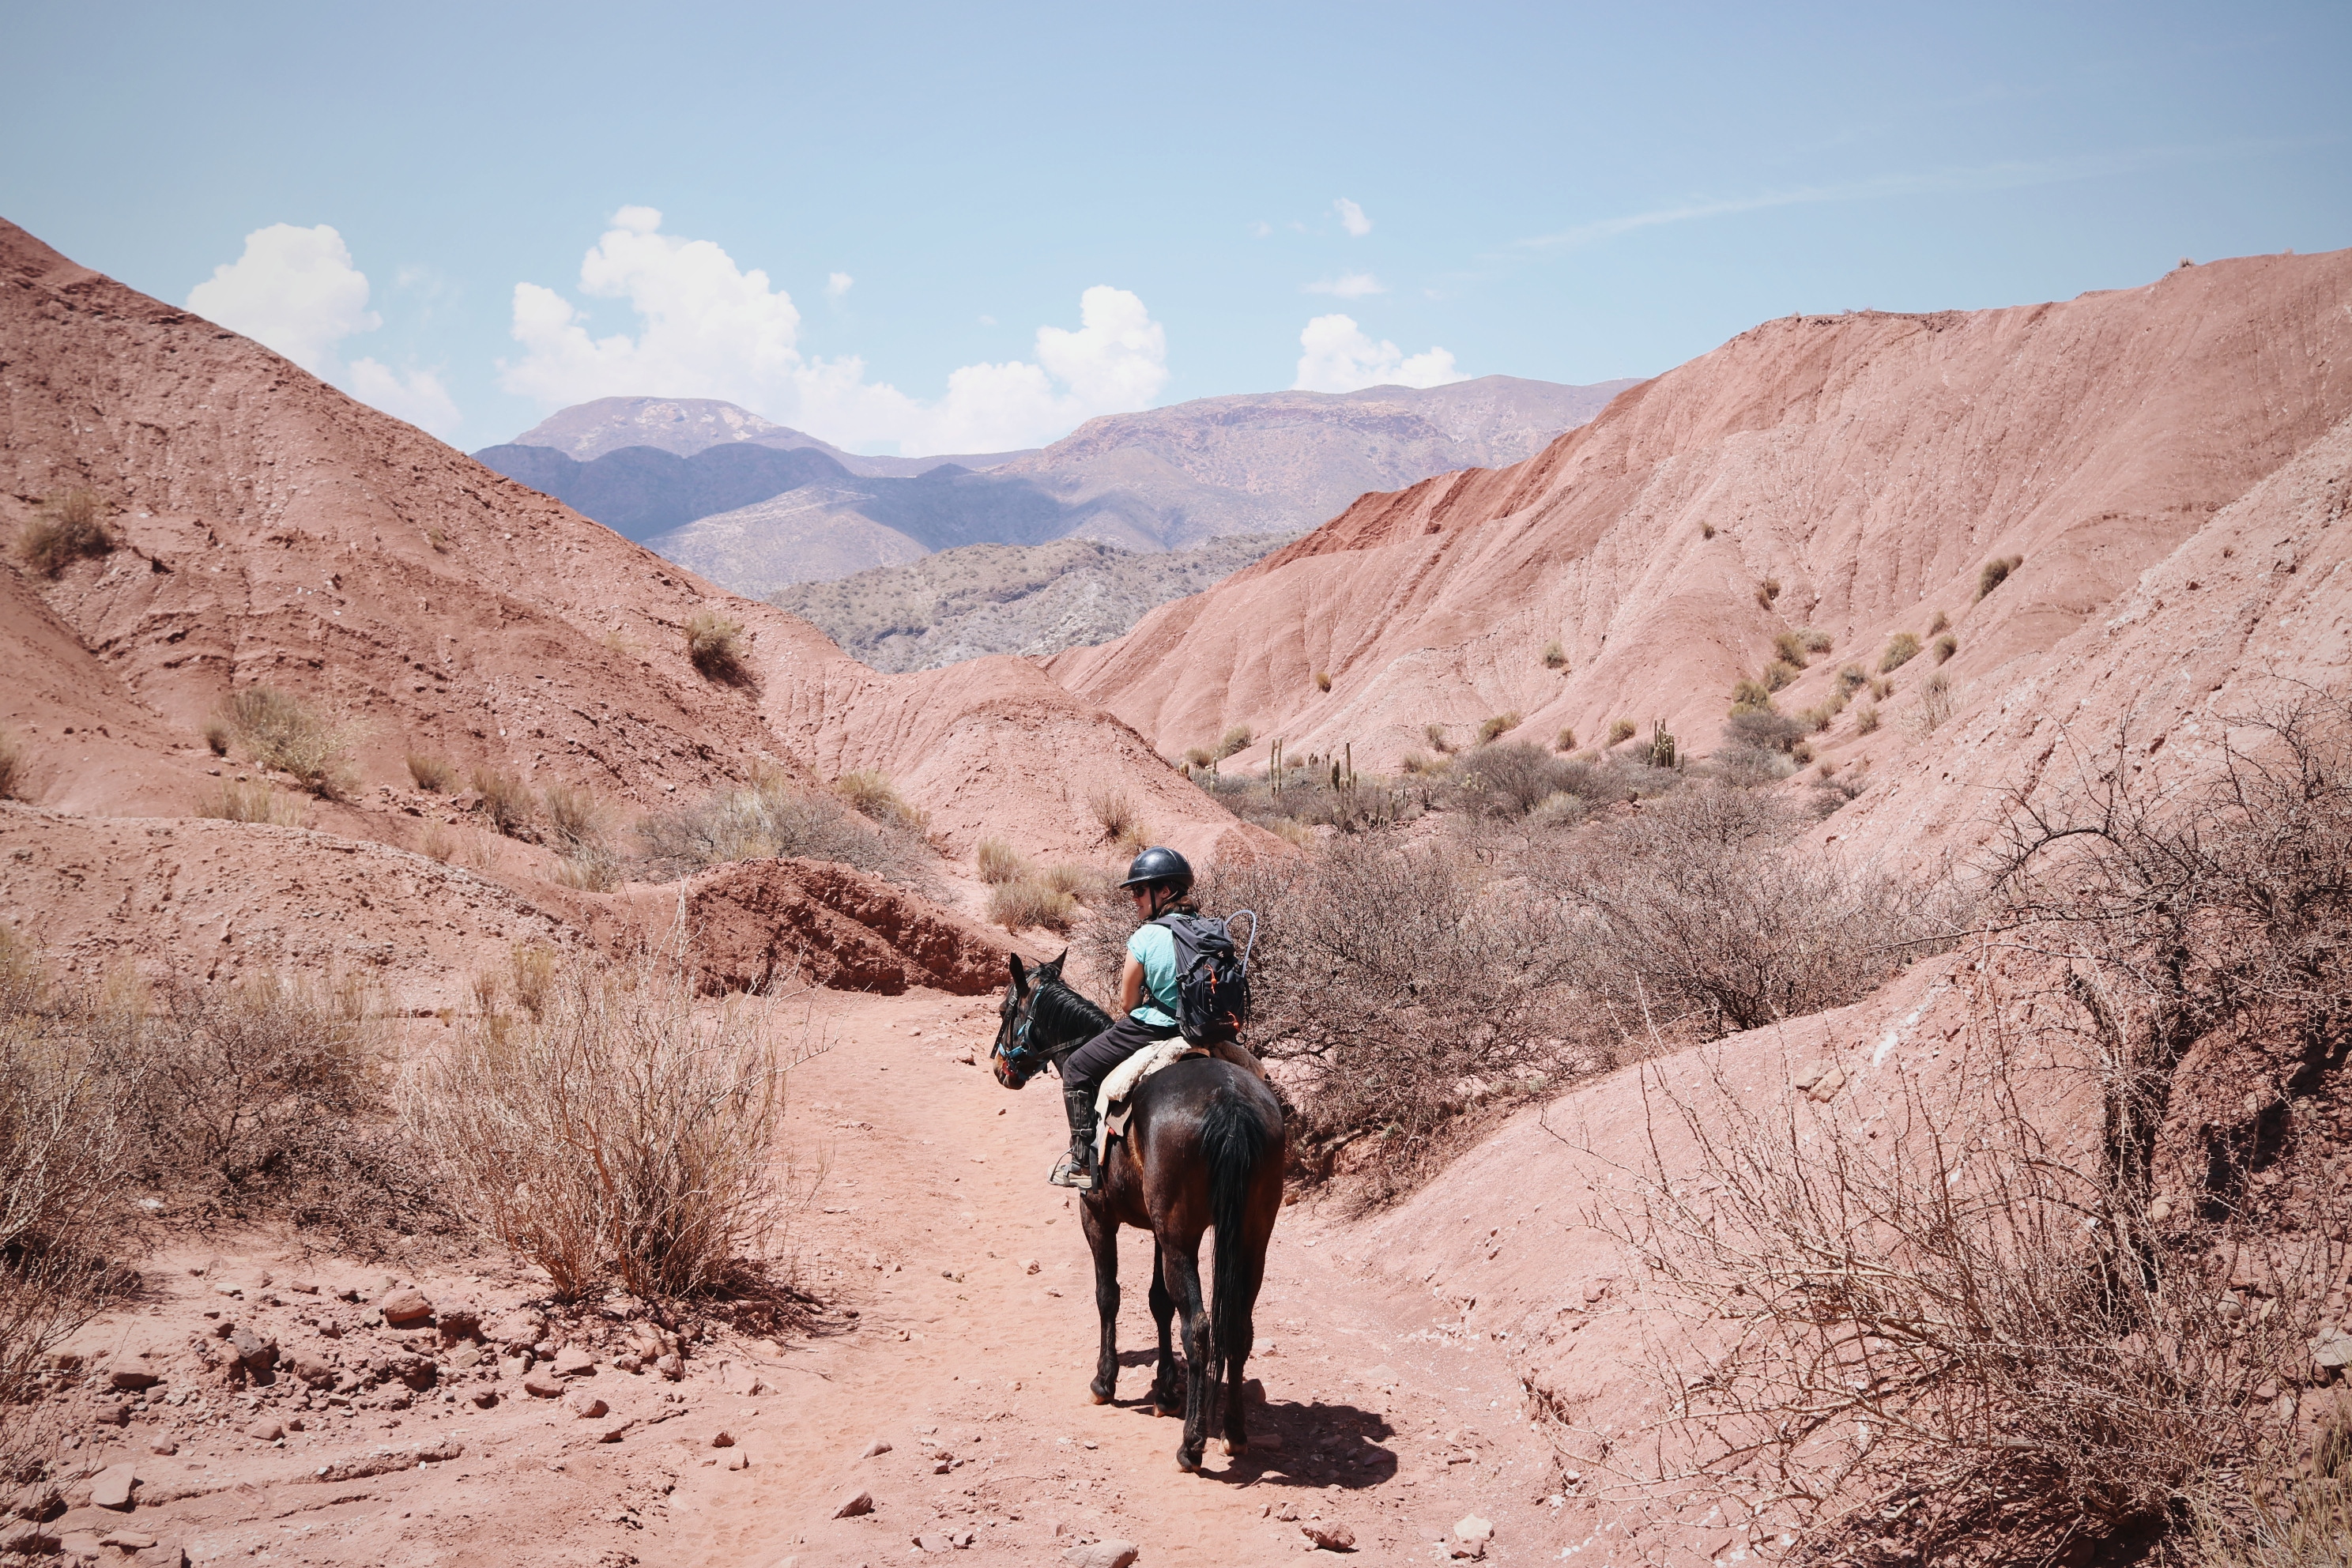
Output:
top-left (1175, 1453), bottom-right (1200, 1473)
top-left (1222, 1438), bottom-right (1246, 1457)
top-left (1089, 1391), bottom-right (1110, 1405)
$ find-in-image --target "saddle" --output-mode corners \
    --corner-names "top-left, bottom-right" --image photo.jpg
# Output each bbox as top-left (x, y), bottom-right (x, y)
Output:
top-left (1092, 1038), bottom-right (1265, 1170)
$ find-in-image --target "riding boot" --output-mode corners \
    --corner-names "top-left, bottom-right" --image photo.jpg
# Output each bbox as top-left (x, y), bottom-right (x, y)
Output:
top-left (1049, 1081), bottom-right (1099, 1190)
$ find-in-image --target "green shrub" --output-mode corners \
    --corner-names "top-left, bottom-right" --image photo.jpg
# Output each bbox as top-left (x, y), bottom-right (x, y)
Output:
top-left (1879, 631), bottom-right (1921, 672)
top-left (1477, 712), bottom-right (1522, 744)
top-left (1542, 640), bottom-right (1567, 670)
top-left (1934, 632), bottom-right (1958, 664)
top-left (1977, 555), bottom-right (2023, 601)
top-left (405, 752), bottom-right (457, 792)
top-left (15, 490), bottom-right (112, 578)
top-left (684, 610), bottom-right (747, 680)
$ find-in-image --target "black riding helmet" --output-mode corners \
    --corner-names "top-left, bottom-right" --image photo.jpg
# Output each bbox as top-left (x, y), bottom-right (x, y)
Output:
top-left (1117, 845), bottom-right (1193, 896)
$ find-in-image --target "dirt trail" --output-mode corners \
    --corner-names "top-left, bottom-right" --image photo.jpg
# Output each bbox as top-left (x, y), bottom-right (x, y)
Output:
top-left (660, 987), bottom-right (1569, 1566)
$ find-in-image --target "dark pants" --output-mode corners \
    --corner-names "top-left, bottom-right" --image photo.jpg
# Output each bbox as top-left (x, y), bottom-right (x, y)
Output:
top-left (1058, 1014), bottom-right (1181, 1104)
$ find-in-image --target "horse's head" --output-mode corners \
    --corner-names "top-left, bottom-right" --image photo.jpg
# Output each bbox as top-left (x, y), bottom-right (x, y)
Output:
top-left (991, 949), bottom-right (1069, 1089)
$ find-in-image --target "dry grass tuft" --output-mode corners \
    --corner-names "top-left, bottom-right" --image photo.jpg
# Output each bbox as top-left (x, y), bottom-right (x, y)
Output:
top-left (15, 490), bottom-right (114, 578)
top-left (1216, 725), bottom-right (1253, 760)
top-left (1183, 745), bottom-right (1215, 769)
top-left (1771, 630), bottom-right (1810, 668)
top-left (541, 783), bottom-right (607, 851)
top-left (1543, 640), bottom-right (1568, 670)
top-left (1977, 553), bottom-right (2024, 600)
top-left (834, 768), bottom-right (926, 832)
top-left (1879, 630), bottom-right (1921, 672)
top-left (0, 729), bottom-right (22, 802)
top-left (1423, 722), bottom-right (1453, 756)
top-left (1555, 726), bottom-right (1576, 753)
top-left (639, 768), bottom-right (936, 892)
top-left (409, 948), bottom-right (809, 1301)
top-left (405, 752), bottom-right (457, 792)
top-left (1608, 718), bottom-right (1638, 747)
top-left (976, 837), bottom-right (1029, 885)
top-left (1928, 608), bottom-right (1951, 635)
top-left (1754, 576), bottom-right (1781, 609)
top-left (1932, 631), bottom-right (1958, 663)
top-left (684, 610), bottom-right (748, 680)
top-left (198, 782), bottom-right (303, 827)
top-left (217, 687), bottom-right (356, 798)
top-left (202, 719), bottom-right (232, 756)
top-left (1314, 669), bottom-right (1332, 692)
top-left (1089, 788), bottom-right (1140, 842)
top-left (1477, 711), bottom-right (1522, 744)
top-left (987, 877), bottom-right (1079, 933)
top-left (471, 767), bottom-right (534, 838)
top-left (1853, 701), bottom-right (1882, 733)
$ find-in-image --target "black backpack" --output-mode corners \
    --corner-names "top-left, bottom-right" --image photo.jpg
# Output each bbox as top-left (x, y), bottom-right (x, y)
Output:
top-left (1154, 910), bottom-right (1257, 1046)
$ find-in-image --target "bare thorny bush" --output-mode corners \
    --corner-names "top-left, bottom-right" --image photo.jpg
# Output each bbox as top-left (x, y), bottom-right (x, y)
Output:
top-left (1579, 696), bottom-right (2352, 1566)
top-left (407, 944), bottom-right (820, 1304)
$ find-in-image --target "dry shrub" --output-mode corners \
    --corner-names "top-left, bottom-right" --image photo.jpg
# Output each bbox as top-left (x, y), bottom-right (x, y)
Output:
top-left (988, 877), bottom-right (1079, 933)
top-left (1932, 631), bottom-right (1958, 664)
top-left (0, 936), bottom-right (139, 1412)
top-left (471, 767), bottom-right (534, 837)
top-left (218, 687), bottom-right (356, 798)
top-left (405, 752), bottom-right (457, 792)
top-left (1183, 746), bottom-right (1215, 769)
top-left (684, 609), bottom-right (747, 680)
top-left (1200, 840), bottom-right (1586, 1202)
top-left (1044, 861), bottom-right (1114, 902)
top-left (1555, 726), bottom-right (1576, 753)
top-left (1879, 631), bottom-right (1921, 672)
top-left (15, 490), bottom-right (113, 578)
top-left (0, 730), bottom-right (22, 801)
top-left (1977, 553), bottom-right (2024, 600)
top-left (1801, 628), bottom-right (1834, 654)
top-left (1853, 702), bottom-right (1882, 734)
top-left (417, 821), bottom-right (457, 862)
top-left (202, 719), bottom-right (231, 756)
top-left (1755, 576), bottom-right (1782, 608)
top-left (1608, 718), bottom-right (1638, 747)
top-left (1453, 741), bottom-right (1574, 817)
top-left (976, 838), bottom-right (1029, 885)
top-left (509, 942), bottom-right (559, 1020)
top-left (409, 948), bottom-right (809, 1301)
top-left (1089, 788), bottom-right (1140, 841)
top-left (1217, 726), bottom-right (1253, 760)
top-left (1763, 658), bottom-right (1801, 692)
top-left (541, 783), bottom-right (606, 850)
top-left (1477, 711), bottom-right (1523, 744)
top-left (1772, 630), bottom-right (1811, 668)
top-left (1912, 670), bottom-right (1955, 734)
top-left (1314, 669), bottom-right (1332, 692)
top-left (1533, 783), bottom-right (1956, 1038)
top-left (1543, 640), bottom-right (1569, 670)
top-left (198, 782), bottom-right (303, 826)
top-left (1835, 663), bottom-right (1868, 694)
top-left (639, 770), bottom-right (935, 891)
top-left (1928, 609), bottom-right (1951, 635)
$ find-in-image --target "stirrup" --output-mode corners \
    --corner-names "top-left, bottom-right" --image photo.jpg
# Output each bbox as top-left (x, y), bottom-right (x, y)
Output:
top-left (1048, 1148), bottom-right (1095, 1191)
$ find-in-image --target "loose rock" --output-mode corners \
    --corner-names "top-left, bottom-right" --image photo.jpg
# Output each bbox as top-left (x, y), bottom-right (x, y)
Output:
top-left (247, 1419), bottom-right (284, 1442)
top-left (832, 1489), bottom-right (874, 1518)
top-left (551, 1345), bottom-right (596, 1378)
top-left (860, 1438), bottom-right (893, 1459)
top-left (90, 1464), bottom-right (138, 1511)
top-left (379, 1287), bottom-right (434, 1327)
top-left (1302, 1521), bottom-right (1355, 1551)
top-left (569, 1393), bottom-right (609, 1419)
top-left (522, 1373), bottom-right (567, 1399)
top-left (712, 1430), bottom-right (736, 1448)
top-left (107, 1367), bottom-right (161, 1392)
top-left (1061, 1542), bottom-right (1140, 1568)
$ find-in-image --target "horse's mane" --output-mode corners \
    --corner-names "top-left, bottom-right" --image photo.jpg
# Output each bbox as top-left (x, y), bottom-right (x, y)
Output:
top-left (1032, 978), bottom-right (1114, 1053)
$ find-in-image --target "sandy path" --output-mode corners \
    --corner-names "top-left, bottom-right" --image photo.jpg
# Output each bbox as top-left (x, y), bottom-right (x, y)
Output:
top-left (650, 987), bottom-right (1570, 1566)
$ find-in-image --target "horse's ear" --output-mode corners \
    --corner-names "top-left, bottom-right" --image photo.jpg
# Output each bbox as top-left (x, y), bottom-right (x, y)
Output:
top-left (1007, 952), bottom-right (1027, 989)
top-left (1044, 949), bottom-right (1069, 976)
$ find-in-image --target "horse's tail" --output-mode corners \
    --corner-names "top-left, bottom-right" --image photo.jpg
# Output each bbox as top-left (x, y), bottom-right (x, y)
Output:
top-left (1202, 1085), bottom-right (1270, 1388)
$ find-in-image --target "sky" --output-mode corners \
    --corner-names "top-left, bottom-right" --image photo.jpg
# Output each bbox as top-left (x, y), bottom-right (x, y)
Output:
top-left (4, 2), bottom-right (2346, 454)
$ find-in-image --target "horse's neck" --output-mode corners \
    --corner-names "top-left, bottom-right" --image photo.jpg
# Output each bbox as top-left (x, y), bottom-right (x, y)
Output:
top-left (1037, 983), bottom-right (1113, 1054)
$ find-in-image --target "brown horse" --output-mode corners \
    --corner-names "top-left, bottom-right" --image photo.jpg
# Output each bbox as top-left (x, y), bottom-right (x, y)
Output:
top-left (991, 951), bottom-right (1286, 1472)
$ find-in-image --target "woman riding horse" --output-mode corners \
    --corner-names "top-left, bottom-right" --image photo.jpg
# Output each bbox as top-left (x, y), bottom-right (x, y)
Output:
top-left (1050, 845), bottom-right (1197, 1189)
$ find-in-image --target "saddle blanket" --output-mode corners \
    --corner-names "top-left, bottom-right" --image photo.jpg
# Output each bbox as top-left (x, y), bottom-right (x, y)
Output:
top-left (1093, 1039), bottom-right (1265, 1169)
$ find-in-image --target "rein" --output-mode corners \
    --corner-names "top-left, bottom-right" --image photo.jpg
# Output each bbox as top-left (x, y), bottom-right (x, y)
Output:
top-left (1001, 979), bottom-right (1113, 1082)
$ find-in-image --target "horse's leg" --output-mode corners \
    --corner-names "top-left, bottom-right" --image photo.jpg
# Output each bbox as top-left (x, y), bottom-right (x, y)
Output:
top-left (1220, 1168), bottom-right (1281, 1454)
top-left (1161, 1236), bottom-right (1212, 1471)
top-left (1082, 1194), bottom-right (1120, 1404)
top-left (1148, 1240), bottom-right (1182, 1416)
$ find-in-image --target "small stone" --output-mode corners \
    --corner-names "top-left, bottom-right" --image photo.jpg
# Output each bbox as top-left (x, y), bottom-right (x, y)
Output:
top-left (1023, 1260), bottom-right (1041, 1276)
top-left (91, 1464), bottom-right (138, 1510)
top-left (933, 1459), bottom-right (952, 1474)
top-left (832, 1489), bottom-right (874, 1519)
top-left (568, 1393), bottom-right (609, 1419)
top-left (1302, 1521), bottom-right (1355, 1551)
top-left (712, 1430), bottom-right (736, 1448)
top-left (148, 1439), bottom-right (178, 1457)
top-left (107, 1367), bottom-right (162, 1391)
top-left (860, 1439), bottom-right (893, 1459)
top-left (552, 1345), bottom-right (596, 1378)
top-left (247, 1419), bottom-right (284, 1442)
top-left (489, 1309), bottom-right (544, 1348)
top-left (95, 1401), bottom-right (130, 1427)
top-left (290, 1353), bottom-right (335, 1387)
top-left (2313, 1331), bottom-right (2352, 1371)
top-left (1061, 1541), bottom-right (1140, 1568)
top-left (915, 1533), bottom-right (956, 1553)
top-left (1453, 1515), bottom-right (1494, 1557)
top-left (522, 1373), bottom-right (567, 1399)
top-left (613, 1353), bottom-right (643, 1374)
top-left (100, 1532), bottom-right (159, 1550)
top-left (226, 1325), bottom-right (277, 1370)
top-left (655, 1353), bottom-right (684, 1381)
top-left (469, 1389), bottom-right (498, 1409)
top-left (379, 1287), bottom-right (434, 1327)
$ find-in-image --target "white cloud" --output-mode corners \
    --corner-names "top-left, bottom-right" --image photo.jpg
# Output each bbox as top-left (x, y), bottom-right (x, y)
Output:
top-left (500, 208), bottom-right (1169, 454)
top-left (1292, 314), bottom-right (1462, 394)
top-left (826, 271), bottom-right (854, 299)
top-left (1306, 272), bottom-right (1386, 299)
top-left (1333, 198), bottom-right (1372, 237)
top-left (188, 223), bottom-right (462, 438)
top-left (187, 224), bottom-right (379, 374)
top-left (1248, 220), bottom-right (1272, 239)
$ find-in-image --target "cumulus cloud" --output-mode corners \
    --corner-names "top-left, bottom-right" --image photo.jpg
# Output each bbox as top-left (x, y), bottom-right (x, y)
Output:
top-left (1333, 198), bottom-right (1372, 237)
top-left (500, 208), bottom-right (1168, 454)
top-left (826, 271), bottom-right (854, 299)
top-left (187, 223), bottom-right (462, 439)
top-left (187, 224), bottom-right (380, 375)
top-left (1306, 271), bottom-right (1386, 299)
top-left (1291, 314), bottom-right (1462, 394)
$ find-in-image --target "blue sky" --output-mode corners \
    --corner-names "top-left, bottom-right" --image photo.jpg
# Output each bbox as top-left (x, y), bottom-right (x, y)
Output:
top-left (5, 1), bottom-right (2346, 454)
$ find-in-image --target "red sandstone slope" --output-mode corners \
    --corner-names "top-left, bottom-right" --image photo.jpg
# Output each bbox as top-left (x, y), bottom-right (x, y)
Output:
top-left (1049, 251), bottom-right (2352, 861)
top-left (0, 217), bottom-right (1250, 869)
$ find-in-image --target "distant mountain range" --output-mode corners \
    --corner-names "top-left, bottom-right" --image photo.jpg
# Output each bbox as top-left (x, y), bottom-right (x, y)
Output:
top-left (768, 533), bottom-right (1300, 673)
top-left (475, 375), bottom-right (1639, 596)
